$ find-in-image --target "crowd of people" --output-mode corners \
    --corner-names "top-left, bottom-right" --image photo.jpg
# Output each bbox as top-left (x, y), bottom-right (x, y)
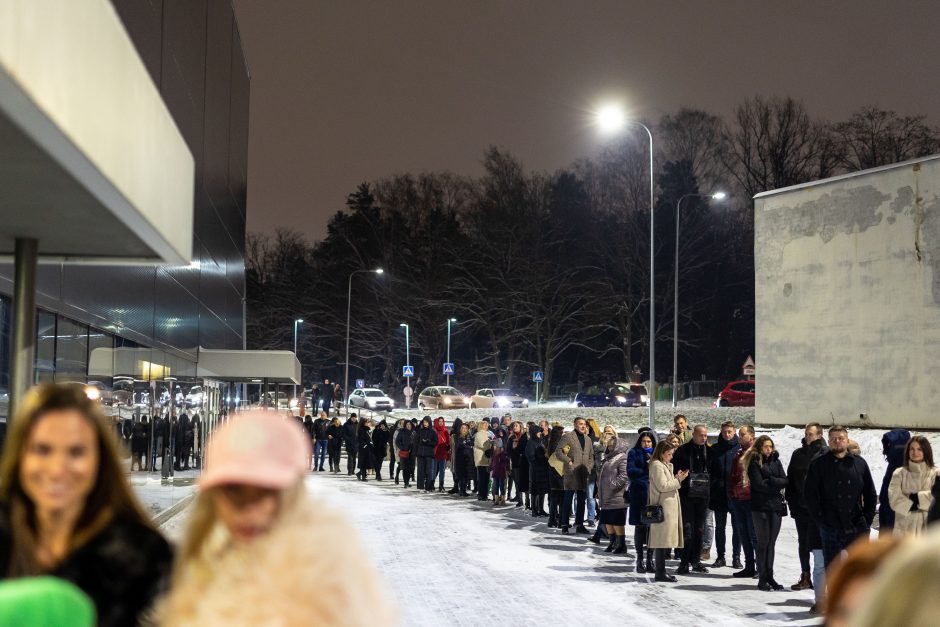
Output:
top-left (3, 382), bottom-right (940, 626)
top-left (317, 410), bottom-right (940, 622)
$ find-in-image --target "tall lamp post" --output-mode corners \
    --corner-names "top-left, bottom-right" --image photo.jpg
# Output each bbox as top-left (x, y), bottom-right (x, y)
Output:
top-left (293, 318), bottom-right (304, 401)
top-left (672, 192), bottom-right (726, 407)
top-left (344, 268), bottom-right (383, 414)
top-left (446, 318), bottom-right (457, 386)
top-left (399, 322), bottom-right (410, 390)
top-left (596, 104), bottom-right (655, 430)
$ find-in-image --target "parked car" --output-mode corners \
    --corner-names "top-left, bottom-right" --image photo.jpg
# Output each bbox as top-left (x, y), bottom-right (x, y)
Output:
top-left (348, 388), bottom-right (395, 412)
top-left (417, 386), bottom-right (469, 410)
top-left (185, 385), bottom-right (204, 408)
top-left (575, 386), bottom-right (610, 407)
top-left (609, 382), bottom-right (649, 407)
top-left (715, 380), bottom-right (755, 407)
top-left (469, 388), bottom-right (529, 409)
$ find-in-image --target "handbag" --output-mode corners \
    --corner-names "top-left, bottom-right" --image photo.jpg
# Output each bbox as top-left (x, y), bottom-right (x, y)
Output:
top-left (688, 473), bottom-right (710, 499)
top-left (775, 494), bottom-right (789, 517)
top-left (640, 504), bottom-right (664, 525)
top-left (399, 450), bottom-right (410, 459)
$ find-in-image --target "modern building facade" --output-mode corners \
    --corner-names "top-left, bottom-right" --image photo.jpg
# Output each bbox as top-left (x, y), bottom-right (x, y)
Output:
top-left (0, 0), bottom-right (250, 427)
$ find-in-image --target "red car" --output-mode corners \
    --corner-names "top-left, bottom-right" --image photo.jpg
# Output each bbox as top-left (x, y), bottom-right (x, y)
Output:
top-left (715, 380), bottom-right (755, 407)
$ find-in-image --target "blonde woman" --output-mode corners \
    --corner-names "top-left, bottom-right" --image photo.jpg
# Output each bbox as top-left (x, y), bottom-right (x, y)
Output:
top-left (648, 441), bottom-right (688, 582)
top-left (159, 412), bottom-right (394, 626)
top-left (888, 436), bottom-right (938, 535)
top-left (0, 384), bottom-right (172, 626)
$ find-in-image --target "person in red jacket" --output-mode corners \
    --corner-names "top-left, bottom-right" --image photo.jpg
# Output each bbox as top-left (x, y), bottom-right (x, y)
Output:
top-left (729, 425), bottom-right (759, 578)
top-left (432, 417), bottom-right (452, 493)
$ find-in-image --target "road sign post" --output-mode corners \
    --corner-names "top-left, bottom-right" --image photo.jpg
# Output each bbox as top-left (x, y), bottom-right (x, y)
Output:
top-left (443, 363), bottom-right (455, 376)
top-left (402, 365), bottom-right (414, 377)
top-left (355, 379), bottom-right (364, 389)
top-left (742, 355), bottom-right (756, 379)
top-left (532, 371), bottom-right (543, 405)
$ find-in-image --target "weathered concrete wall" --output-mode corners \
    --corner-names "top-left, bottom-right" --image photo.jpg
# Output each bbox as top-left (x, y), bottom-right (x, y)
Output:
top-left (755, 155), bottom-right (940, 429)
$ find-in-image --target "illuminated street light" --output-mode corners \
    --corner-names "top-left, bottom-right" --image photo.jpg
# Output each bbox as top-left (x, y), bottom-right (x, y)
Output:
top-left (344, 269), bottom-right (384, 413)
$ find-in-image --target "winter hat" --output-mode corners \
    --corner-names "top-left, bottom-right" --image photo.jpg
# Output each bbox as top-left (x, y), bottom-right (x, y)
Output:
top-left (0, 577), bottom-right (95, 626)
top-left (200, 412), bottom-right (311, 491)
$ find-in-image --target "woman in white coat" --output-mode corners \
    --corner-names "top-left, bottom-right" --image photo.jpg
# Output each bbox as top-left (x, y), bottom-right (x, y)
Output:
top-left (648, 440), bottom-right (689, 582)
top-left (888, 436), bottom-right (938, 536)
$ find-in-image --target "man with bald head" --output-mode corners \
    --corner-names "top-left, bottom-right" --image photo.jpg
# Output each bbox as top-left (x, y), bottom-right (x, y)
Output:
top-left (673, 424), bottom-right (711, 573)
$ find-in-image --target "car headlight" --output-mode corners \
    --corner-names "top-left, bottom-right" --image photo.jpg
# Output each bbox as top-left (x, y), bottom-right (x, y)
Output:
top-left (443, 398), bottom-right (451, 405)
top-left (289, 399), bottom-right (298, 409)
top-left (615, 395), bottom-right (627, 403)
top-left (367, 400), bottom-right (375, 407)
top-left (389, 399), bottom-right (395, 406)
top-left (640, 395), bottom-right (649, 403)
top-left (523, 399), bottom-right (529, 407)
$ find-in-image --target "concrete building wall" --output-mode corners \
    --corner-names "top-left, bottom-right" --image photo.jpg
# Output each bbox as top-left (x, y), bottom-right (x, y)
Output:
top-left (754, 155), bottom-right (940, 429)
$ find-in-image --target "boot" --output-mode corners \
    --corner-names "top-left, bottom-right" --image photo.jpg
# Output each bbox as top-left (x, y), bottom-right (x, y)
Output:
top-left (604, 533), bottom-right (617, 552)
top-left (636, 532), bottom-right (647, 572)
top-left (733, 563), bottom-right (757, 578)
top-left (515, 493), bottom-right (524, 508)
top-left (525, 494), bottom-right (531, 509)
top-left (732, 557), bottom-right (743, 569)
top-left (612, 534), bottom-right (627, 554)
top-left (588, 528), bottom-right (603, 545)
top-left (790, 571), bottom-right (813, 591)
top-left (654, 549), bottom-right (676, 582)
top-left (768, 573), bottom-right (784, 591)
top-left (646, 549), bottom-right (655, 573)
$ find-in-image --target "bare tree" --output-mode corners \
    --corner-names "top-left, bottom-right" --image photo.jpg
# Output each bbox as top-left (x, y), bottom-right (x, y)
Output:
top-left (833, 106), bottom-right (939, 171)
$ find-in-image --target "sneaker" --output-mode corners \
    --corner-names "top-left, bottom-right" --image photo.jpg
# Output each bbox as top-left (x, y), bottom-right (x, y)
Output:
top-left (711, 557), bottom-right (726, 568)
top-left (585, 519), bottom-right (596, 528)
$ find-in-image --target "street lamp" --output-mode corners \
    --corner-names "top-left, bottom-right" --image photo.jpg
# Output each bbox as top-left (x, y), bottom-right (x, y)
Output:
top-left (344, 268), bottom-right (383, 414)
top-left (596, 103), bottom-right (655, 430)
top-left (446, 318), bottom-right (457, 386)
top-left (399, 322), bottom-right (410, 390)
top-left (671, 192), bottom-right (726, 407)
top-left (293, 318), bottom-right (303, 401)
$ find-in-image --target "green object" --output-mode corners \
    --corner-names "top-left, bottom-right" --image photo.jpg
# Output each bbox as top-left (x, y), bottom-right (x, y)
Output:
top-left (0, 576), bottom-right (95, 626)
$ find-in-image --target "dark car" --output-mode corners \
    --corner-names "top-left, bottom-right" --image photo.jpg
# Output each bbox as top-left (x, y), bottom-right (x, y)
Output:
top-left (715, 380), bottom-right (755, 407)
top-left (609, 383), bottom-right (649, 407)
top-left (575, 386), bottom-right (610, 407)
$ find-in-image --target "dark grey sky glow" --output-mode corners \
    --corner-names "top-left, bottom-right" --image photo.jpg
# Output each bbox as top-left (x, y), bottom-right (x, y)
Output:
top-left (233, 0), bottom-right (940, 240)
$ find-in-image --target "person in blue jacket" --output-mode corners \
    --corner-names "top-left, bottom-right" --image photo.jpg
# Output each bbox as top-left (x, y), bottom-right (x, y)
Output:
top-left (627, 427), bottom-right (657, 573)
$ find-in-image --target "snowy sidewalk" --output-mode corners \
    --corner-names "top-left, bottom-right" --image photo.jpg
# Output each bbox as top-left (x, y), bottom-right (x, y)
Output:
top-left (162, 469), bottom-right (823, 626)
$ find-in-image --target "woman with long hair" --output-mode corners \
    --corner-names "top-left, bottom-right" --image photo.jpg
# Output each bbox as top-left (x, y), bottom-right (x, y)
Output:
top-left (744, 435), bottom-right (788, 591)
top-left (627, 428), bottom-right (657, 573)
top-left (372, 420), bottom-right (390, 481)
top-left (546, 425), bottom-right (566, 528)
top-left (356, 418), bottom-right (375, 482)
top-left (326, 416), bottom-right (344, 473)
top-left (888, 435), bottom-right (938, 536)
top-left (525, 424), bottom-right (549, 517)
top-left (415, 417), bottom-right (438, 493)
top-left (0, 383), bottom-right (172, 626)
top-left (159, 412), bottom-right (394, 626)
top-left (648, 440), bottom-right (687, 582)
top-left (432, 417), bottom-right (451, 493)
top-left (508, 421), bottom-right (529, 509)
top-left (395, 421), bottom-right (416, 488)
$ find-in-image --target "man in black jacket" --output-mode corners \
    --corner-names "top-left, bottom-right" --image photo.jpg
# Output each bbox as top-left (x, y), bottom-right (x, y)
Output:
top-left (708, 421), bottom-right (740, 569)
top-left (803, 425), bottom-right (876, 568)
top-left (342, 413), bottom-right (359, 475)
top-left (785, 422), bottom-right (828, 590)
top-left (673, 424), bottom-right (711, 573)
top-left (312, 412), bottom-right (330, 471)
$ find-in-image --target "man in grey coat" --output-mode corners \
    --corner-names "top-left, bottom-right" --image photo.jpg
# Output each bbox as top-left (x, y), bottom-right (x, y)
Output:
top-left (555, 417), bottom-right (595, 534)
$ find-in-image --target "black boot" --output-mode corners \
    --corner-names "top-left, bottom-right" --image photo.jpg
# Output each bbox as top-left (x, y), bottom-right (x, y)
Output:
top-left (636, 532), bottom-right (647, 572)
top-left (603, 533), bottom-right (617, 552)
top-left (525, 494), bottom-right (531, 509)
top-left (654, 549), bottom-right (676, 582)
top-left (588, 527), bottom-right (603, 545)
top-left (646, 549), bottom-right (655, 573)
top-left (612, 535), bottom-right (627, 554)
top-left (375, 470), bottom-right (382, 481)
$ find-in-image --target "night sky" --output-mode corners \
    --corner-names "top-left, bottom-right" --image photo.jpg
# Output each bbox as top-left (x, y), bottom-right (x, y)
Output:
top-left (233, 0), bottom-right (940, 240)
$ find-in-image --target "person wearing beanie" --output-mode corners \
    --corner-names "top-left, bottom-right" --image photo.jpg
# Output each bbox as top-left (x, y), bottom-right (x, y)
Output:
top-left (159, 411), bottom-right (396, 626)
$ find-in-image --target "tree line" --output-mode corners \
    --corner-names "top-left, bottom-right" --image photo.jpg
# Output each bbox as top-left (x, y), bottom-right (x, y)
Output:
top-left (246, 99), bottom-right (938, 400)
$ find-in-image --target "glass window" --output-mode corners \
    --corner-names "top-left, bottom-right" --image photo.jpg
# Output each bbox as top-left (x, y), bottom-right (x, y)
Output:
top-left (55, 318), bottom-right (89, 384)
top-left (35, 310), bottom-right (56, 384)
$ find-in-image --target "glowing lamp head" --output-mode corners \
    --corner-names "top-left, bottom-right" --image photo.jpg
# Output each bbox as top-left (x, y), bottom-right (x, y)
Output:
top-left (596, 104), bottom-right (626, 134)
top-left (712, 191), bottom-right (727, 200)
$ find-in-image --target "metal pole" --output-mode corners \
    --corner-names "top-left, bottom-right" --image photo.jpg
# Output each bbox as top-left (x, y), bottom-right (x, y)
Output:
top-left (404, 323), bottom-right (410, 391)
top-left (673, 195), bottom-right (685, 408)
top-left (446, 319), bottom-right (451, 386)
top-left (344, 272), bottom-right (354, 417)
top-left (637, 123), bottom-right (655, 431)
top-left (10, 238), bottom-right (38, 419)
top-left (293, 319), bottom-right (300, 403)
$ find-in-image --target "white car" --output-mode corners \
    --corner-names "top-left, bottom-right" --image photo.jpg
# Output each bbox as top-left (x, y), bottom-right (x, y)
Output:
top-left (469, 388), bottom-right (529, 409)
top-left (185, 385), bottom-right (204, 408)
top-left (348, 388), bottom-right (395, 412)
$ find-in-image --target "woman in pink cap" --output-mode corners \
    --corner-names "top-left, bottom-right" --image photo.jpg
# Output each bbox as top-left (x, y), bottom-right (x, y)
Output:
top-left (159, 412), bottom-right (395, 626)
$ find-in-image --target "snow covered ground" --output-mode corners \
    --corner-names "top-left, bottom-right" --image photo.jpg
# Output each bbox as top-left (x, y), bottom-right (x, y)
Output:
top-left (159, 424), bottom-right (940, 625)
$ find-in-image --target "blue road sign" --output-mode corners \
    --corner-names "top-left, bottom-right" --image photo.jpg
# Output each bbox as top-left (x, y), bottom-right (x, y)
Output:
top-left (443, 362), bottom-right (455, 376)
top-left (532, 371), bottom-right (544, 382)
top-left (403, 365), bottom-right (414, 377)
top-left (355, 379), bottom-right (365, 389)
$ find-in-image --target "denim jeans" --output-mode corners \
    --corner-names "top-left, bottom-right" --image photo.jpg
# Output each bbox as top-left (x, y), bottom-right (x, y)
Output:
top-left (819, 525), bottom-right (869, 568)
top-left (703, 508), bottom-right (715, 551)
top-left (432, 459), bottom-right (447, 487)
top-left (811, 549), bottom-right (826, 604)
top-left (493, 477), bottom-right (506, 496)
top-left (713, 508), bottom-right (740, 560)
top-left (417, 456), bottom-right (435, 490)
top-left (586, 480), bottom-right (597, 522)
top-left (729, 499), bottom-right (758, 567)
top-left (313, 440), bottom-right (328, 469)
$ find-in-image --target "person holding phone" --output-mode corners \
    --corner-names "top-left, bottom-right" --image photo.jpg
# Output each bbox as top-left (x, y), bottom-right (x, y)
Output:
top-left (648, 441), bottom-right (689, 582)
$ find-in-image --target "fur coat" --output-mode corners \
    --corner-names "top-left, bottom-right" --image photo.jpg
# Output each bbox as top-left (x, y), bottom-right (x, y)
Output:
top-left (159, 496), bottom-right (396, 627)
top-left (888, 462), bottom-right (939, 535)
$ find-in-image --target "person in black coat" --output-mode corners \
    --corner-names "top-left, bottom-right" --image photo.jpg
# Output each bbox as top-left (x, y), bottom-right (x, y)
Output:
top-left (312, 412), bottom-right (330, 472)
top-left (130, 418), bottom-right (149, 471)
top-left (803, 425), bottom-right (877, 568)
top-left (342, 414), bottom-right (359, 475)
top-left (372, 420), bottom-right (391, 481)
top-left (508, 422), bottom-right (529, 508)
top-left (785, 422), bottom-right (828, 590)
top-left (707, 422), bottom-right (740, 569)
top-left (878, 428), bottom-right (911, 532)
top-left (454, 423), bottom-right (475, 496)
top-left (746, 435), bottom-right (788, 591)
top-left (356, 419), bottom-right (375, 481)
top-left (672, 425), bottom-right (711, 573)
top-left (320, 379), bottom-right (334, 416)
top-left (395, 421), bottom-right (416, 487)
top-left (627, 428), bottom-right (657, 573)
top-left (175, 412), bottom-right (191, 471)
top-left (326, 417), bottom-right (344, 473)
top-left (414, 417), bottom-right (437, 493)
